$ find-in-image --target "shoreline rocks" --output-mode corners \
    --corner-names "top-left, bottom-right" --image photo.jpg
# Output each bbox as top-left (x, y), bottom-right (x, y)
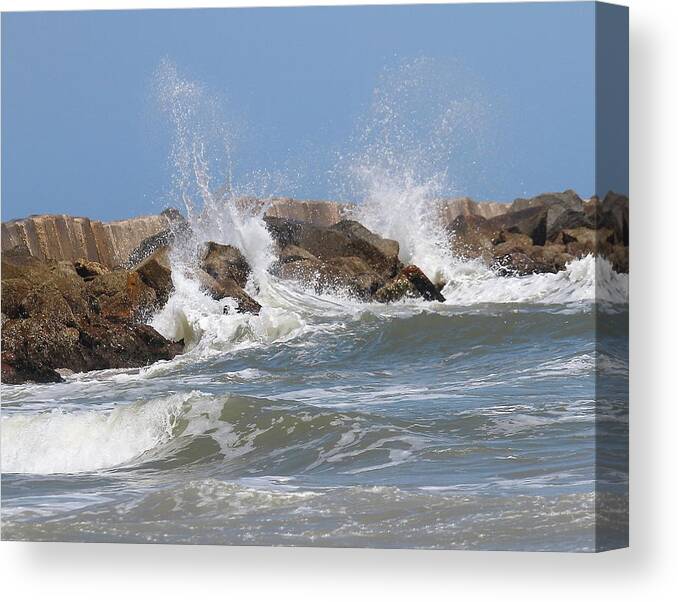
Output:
top-left (1, 251), bottom-right (182, 385)
top-left (1, 190), bottom-right (628, 384)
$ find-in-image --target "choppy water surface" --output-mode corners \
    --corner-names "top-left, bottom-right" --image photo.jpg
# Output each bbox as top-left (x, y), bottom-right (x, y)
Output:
top-left (1, 257), bottom-right (628, 551)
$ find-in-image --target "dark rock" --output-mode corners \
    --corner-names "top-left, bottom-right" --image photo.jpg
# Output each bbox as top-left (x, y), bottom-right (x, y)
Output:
top-left (510, 189), bottom-right (584, 231)
top-left (373, 274), bottom-right (419, 303)
top-left (599, 192), bottom-right (629, 246)
top-left (134, 248), bottom-right (173, 306)
top-left (546, 210), bottom-right (595, 241)
top-left (200, 242), bottom-right (251, 289)
top-left (1, 252), bottom-right (182, 384)
top-left (487, 206), bottom-right (549, 246)
top-left (195, 267), bottom-right (261, 315)
top-left (278, 255), bottom-right (386, 300)
top-left (399, 265), bottom-right (446, 302)
top-left (265, 216), bottom-right (402, 280)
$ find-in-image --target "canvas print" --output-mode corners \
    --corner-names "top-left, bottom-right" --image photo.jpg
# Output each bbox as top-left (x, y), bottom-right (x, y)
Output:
top-left (0, 3), bottom-right (628, 551)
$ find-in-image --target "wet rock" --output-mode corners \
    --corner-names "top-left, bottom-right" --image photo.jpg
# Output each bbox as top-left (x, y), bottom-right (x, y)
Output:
top-left (195, 267), bottom-right (261, 315)
top-left (396, 265), bottom-right (446, 302)
top-left (491, 243), bottom-right (574, 276)
top-left (447, 214), bottom-right (496, 261)
top-left (278, 244), bottom-right (318, 264)
top-left (373, 274), bottom-right (419, 303)
top-left (279, 255), bottom-right (386, 300)
top-left (265, 216), bottom-right (402, 280)
top-left (200, 242), bottom-right (251, 289)
top-left (134, 248), bottom-right (173, 306)
top-left (1, 252), bottom-right (183, 384)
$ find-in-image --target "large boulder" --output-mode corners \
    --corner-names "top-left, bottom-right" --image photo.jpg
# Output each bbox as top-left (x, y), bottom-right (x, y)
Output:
top-left (1, 252), bottom-right (183, 385)
top-left (447, 214), bottom-right (496, 261)
top-left (277, 255), bottom-right (386, 300)
top-left (134, 247), bottom-right (173, 306)
top-left (374, 265), bottom-right (446, 303)
top-left (265, 216), bottom-right (402, 280)
top-left (195, 267), bottom-right (261, 315)
top-left (200, 242), bottom-right (251, 289)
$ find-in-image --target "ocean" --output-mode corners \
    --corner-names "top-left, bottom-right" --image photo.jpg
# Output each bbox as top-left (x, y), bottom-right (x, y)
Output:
top-left (1, 252), bottom-right (629, 551)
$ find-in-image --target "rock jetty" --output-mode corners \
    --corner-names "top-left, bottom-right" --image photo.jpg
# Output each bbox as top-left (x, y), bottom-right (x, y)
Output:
top-left (1, 190), bottom-right (628, 384)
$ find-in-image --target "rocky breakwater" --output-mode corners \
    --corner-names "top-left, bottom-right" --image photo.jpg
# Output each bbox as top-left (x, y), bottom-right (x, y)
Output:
top-left (448, 190), bottom-right (629, 275)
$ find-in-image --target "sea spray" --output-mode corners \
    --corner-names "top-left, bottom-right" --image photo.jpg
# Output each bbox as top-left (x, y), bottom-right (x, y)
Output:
top-left (339, 58), bottom-right (491, 285)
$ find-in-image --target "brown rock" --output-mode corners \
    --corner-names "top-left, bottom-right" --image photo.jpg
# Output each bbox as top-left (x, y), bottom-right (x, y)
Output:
top-left (265, 216), bottom-right (402, 280)
top-left (1, 251), bottom-right (183, 384)
top-left (399, 265), bottom-right (446, 302)
top-left (134, 248), bottom-right (173, 306)
top-left (194, 268), bottom-right (261, 315)
top-left (279, 256), bottom-right (386, 300)
top-left (201, 242), bottom-right (251, 289)
top-left (74, 259), bottom-right (109, 281)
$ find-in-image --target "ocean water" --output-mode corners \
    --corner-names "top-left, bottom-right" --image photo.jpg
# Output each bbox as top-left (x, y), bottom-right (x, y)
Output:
top-left (0, 62), bottom-right (628, 551)
top-left (0, 254), bottom-right (629, 551)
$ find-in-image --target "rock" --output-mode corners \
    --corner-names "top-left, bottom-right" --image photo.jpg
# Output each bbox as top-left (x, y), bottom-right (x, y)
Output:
top-left (1, 212), bottom-right (176, 269)
top-left (74, 259), bottom-right (109, 281)
top-left (278, 256), bottom-right (386, 300)
top-left (200, 242), bottom-right (251, 289)
top-left (492, 230), bottom-right (534, 248)
top-left (373, 274), bottom-right (419, 303)
top-left (265, 216), bottom-right (402, 280)
top-left (134, 248), bottom-right (173, 306)
top-left (122, 209), bottom-right (190, 269)
top-left (278, 244), bottom-right (319, 264)
top-left (87, 271), bottom-right (158, 323)
top-left (599, 192), bottom-right (629, 246)
top-left (195, 268), bottom-right (261, 315)
top-left (330, 220), bottom-right (401, 278)
top-left (491, 243), bottom-right (574, 276)
top-left (1, 252), bottom-right (182, 384)
top-left (447, 214), bottom-right (496, 261)
top-left (486, 206), bottom-right (549, 246)
top-left (607, 245), bottom-right (629, 274)
top-left (510, 189), bottom-right (584, 228)
top-left (399, 265), bottom-right (446, 302)
top-left (440, 196), bottom-right (508, 224)
top-left (546, 210), bottom-right (595, 240)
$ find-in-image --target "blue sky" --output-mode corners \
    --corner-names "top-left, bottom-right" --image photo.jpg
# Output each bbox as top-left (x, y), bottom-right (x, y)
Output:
top-left (2, 3), bottom-right (600, 221)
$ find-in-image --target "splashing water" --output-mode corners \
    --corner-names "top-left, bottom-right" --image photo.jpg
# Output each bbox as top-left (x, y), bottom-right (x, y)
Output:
top-left (154, 60), bottom-right (275, 283)
top-left (341, 58), bottom-right (491, 285)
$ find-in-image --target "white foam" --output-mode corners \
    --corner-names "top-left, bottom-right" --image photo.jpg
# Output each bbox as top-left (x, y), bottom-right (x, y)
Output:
top-left (441, 255), bottom-right (628, 306)
top-left (1, 394), bottom-right (188, 474)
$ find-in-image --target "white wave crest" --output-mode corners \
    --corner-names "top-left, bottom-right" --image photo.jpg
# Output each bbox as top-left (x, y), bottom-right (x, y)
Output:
top-left (441, 255), bottom-right (628, 306)
top-left (0, 394), bottom-right (191, 474)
